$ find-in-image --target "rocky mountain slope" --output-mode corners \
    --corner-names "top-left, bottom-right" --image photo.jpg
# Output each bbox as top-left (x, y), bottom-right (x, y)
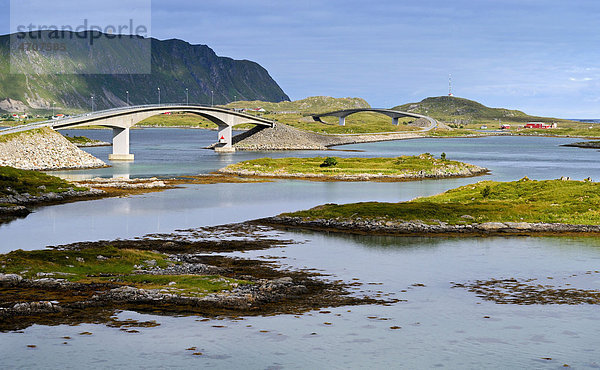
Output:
top-left (0, 31), bottom-right (289, 112)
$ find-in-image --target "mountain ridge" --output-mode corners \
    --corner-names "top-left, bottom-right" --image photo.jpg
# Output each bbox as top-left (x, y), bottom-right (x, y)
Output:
top-left (0, 31), bottom-right (289, 112)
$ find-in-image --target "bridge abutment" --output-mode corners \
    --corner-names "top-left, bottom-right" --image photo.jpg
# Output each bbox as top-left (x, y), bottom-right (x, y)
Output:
top-left (392, 117), bottom-right (399, 125)
top-left (215, 124), bottom-right (235, 153)
top-left (339, 116), bottom-right (346, 126)
top-left (108, 127), bottom-right (134, 161)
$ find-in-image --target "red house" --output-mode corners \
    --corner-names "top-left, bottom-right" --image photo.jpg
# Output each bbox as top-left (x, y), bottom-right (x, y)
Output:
top-left (524, 122), bottom-right (554, 129)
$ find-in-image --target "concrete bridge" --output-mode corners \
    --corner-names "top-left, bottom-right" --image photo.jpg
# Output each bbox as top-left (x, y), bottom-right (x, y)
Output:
top-left (313, 108), bottom-right (437, 129)
top-left (0, 104), bottom-right (275, 160)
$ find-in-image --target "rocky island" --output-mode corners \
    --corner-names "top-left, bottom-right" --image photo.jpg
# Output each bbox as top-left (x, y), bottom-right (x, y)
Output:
top-left (261, 178), bottom-right (600, 236)
top-left (63, 134), bottom-right (111, 148)
top-left (218, 153), bottom-right (488, 181)
top-left (0, 224), bottom-right (385, 331)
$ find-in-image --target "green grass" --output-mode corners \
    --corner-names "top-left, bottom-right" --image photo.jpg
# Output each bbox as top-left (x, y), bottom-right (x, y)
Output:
top-left (0, 247), bottom-right (168, 281)
top-left (395, 96), bottom-right (576, 126)
top-left (0, 165), bottom-right (87, 196)
top-left (283, 179), bottom-right (600, 225)
top-left (426, 128), bottom-right (482, 137)
top-left (0, 128), bottom-right (48, 143)
top-left (137, 113), bottom-right (220, 128)
top-left (222, 154), bottom-right (483, 177)
top-left (0, 246), bottom-right (249, 295)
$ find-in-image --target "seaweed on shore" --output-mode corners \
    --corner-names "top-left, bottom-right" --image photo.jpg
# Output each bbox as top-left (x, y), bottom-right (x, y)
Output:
top-left (452, 275), bottom-right (600, 305)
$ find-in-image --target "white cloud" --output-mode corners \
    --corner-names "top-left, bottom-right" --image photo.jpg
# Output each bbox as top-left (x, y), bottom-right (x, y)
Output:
top-left (569, 77), bottom-right (593, 82)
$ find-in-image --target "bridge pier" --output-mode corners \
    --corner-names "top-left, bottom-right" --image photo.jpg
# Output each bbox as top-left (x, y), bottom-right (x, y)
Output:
top-left (108, 127), bottom-right (134, 161)
top-left (339, 116), bottom-right (346, 126)
top-left (392, 117), bottom-right (399, 126)
top-left (215, 124), bottom-right (235, 153)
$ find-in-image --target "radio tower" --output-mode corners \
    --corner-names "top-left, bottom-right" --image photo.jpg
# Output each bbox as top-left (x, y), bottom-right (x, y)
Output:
top-left (448, 74), bottom-right (453, 97)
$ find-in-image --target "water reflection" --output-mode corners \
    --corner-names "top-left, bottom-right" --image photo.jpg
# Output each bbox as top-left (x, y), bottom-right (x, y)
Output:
top-left (289, 229), bottom-right (449, 250)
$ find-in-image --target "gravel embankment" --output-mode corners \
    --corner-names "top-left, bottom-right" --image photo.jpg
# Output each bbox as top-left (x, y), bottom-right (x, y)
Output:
top-left (218, 123), bottom-right (426, 150)
top-left (0, 128), bottom-right (107, 170)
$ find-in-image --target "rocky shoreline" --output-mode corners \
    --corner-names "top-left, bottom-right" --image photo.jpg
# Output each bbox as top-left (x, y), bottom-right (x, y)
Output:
top-left (0, 188), bottom-right (105, 221)
top-left (0, 269), bottom-right (313, 325)
top-left (561, 141), bottom-right (600, 149)
top-left (260, 216), bottom-right (600, 236)
top-left (0, 174), bottom-right (269, 223)
top-left (218, 165), bottom-right (489, 181)
top-left (0, 177), bottom-right (176, 222)
top-left (0, 188), bottom-right (105, 206)
top-left (73, 177), bottom-right (169, 189)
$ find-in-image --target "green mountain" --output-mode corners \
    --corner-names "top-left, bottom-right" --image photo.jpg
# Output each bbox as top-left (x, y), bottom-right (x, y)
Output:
top-left (395, 96), bottom-right (567, 124)
top-left (225, 96), bottom-right (370, 114)
top-left (0, 32), bottom-right (289, 113)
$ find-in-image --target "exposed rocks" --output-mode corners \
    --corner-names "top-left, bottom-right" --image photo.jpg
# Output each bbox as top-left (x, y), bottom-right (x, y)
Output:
top-left (0, 205), bottom-right (30, 217)
top-left (261, 216), bottom-right (600, 236)
top-left (0, 274), bottom-right (23, 284)
top-left (0, 98), bottom-right (28, 112)
top-left (0, 223), bottom-right (393, 330)
top-left (133, 254), bottom-right (224, 276)
top-left (0, 127), bottom-right (107, 170)
top-left (0, 188), bottom-right (104, 207)
top-left (96, 276), bottom-right (307, 309)
top-left (73, 177), bottom-right (168, 189)
top-left (3, 301), bottom-right (64, 316)
top-left (0, 254), bottom-right (381, 330)
top-left (0, 185), bottom-right (104, 221)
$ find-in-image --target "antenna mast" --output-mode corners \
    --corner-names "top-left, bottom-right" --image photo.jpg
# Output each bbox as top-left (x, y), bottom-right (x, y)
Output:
top-left (448, 74), bottom-right (453, 97)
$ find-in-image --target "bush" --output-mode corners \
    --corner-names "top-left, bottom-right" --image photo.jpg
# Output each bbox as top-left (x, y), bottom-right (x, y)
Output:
top-left (320, 157), bottom-right (338, 168)
top-left (441, 152), bottom-right (446, 160)
top-left (480, 185), bottom-right (491, 198)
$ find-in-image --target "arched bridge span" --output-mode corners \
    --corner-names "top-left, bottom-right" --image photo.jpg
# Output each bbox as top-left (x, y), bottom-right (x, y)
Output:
top-left (0, 105), bottom-right (275, 160)
top-left (313, 108), bottom-right (437, 129)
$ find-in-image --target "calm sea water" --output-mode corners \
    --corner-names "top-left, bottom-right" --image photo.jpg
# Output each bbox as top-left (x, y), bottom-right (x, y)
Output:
top-left (1, 129), bottom-right (599, 369)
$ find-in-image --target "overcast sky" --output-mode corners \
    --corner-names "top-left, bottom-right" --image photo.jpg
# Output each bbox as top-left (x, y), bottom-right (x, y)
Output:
top-left (2, 0), bottom-right (600, 117)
